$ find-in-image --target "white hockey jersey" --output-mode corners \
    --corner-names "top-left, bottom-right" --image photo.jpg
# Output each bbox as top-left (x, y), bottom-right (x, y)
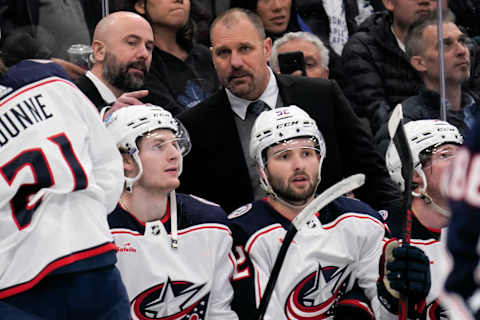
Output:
top-left (0, 60), bottom-right (124, 298)
top-left (108, 193), bottom-right (239, 320)
top-left (228, 196), bottom-right (391, 320)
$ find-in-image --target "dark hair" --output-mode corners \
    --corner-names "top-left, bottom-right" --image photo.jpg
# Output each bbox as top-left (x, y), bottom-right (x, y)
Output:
top-left (126, 0), bottom-right (195, 51)
top-left (405, 8), bottom-right (456, 59)
top-left (230, 0), bottom-right (300, 40)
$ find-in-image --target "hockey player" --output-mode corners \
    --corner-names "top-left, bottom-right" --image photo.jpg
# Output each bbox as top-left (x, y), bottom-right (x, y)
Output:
top-left (105, 104), bottom-right (239, 320)
top-left (442, 115), bottom-right (480, 319)
top-left (228, 105), bottom-right (431, 319)
top-left (0, 59), bottom-right (129, 318)
top-left (384, 119), bottom-right (463, 319)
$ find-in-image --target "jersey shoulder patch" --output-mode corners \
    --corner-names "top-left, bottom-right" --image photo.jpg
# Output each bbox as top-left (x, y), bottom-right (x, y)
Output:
top-left (228, 203), bottom-right (253, 219)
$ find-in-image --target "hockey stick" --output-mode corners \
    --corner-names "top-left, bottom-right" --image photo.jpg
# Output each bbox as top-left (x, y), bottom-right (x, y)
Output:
top-left (256, 173), bottom-right (366, 320)
top-left (388, 104), bottom-right (414, 320)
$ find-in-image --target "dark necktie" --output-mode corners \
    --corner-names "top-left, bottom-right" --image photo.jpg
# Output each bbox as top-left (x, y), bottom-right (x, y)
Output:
top-left (247, 100), bottom-right (269, 116)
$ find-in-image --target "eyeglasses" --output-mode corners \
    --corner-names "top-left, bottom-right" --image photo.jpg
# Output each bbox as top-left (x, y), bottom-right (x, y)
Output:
top-left (421, 144), bottom-right (459, 167)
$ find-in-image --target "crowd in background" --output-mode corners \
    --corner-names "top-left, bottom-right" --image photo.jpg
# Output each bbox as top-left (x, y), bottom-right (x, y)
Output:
top-left (2, 0), bottom-right (480, 319)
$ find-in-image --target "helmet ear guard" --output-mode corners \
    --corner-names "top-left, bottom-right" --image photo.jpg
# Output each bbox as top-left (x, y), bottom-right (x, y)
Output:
top-left (249, 105), bottom-right (326, 196)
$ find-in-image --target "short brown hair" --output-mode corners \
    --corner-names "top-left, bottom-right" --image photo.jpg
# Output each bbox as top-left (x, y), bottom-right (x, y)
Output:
top-left (210, 8), bottom-right (266, 41)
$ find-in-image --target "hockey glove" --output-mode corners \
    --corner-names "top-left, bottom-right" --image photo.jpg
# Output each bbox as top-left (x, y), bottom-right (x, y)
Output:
top-left (377, 239), bottom-right (431, 318)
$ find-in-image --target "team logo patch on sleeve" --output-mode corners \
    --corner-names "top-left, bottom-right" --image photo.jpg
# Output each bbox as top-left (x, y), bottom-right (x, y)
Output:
top-left (228, 204), bottom-right (252, 219)
top-left (378, 210), bottom-right (388, 221)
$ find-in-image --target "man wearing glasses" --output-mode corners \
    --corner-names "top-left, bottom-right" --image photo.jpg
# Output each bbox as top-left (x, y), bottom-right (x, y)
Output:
top-left (381, 119), bottom-right (463, 319)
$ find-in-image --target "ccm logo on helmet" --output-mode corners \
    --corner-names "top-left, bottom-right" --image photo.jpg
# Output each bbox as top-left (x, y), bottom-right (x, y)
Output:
top-left (276, 120), bottom-right (299, 129)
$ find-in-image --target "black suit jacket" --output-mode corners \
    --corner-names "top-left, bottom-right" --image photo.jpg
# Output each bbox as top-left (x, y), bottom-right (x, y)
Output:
top-left (74, 74), bottom-right (108, 112)
top-left (178, 74), bottom-right (399, 213)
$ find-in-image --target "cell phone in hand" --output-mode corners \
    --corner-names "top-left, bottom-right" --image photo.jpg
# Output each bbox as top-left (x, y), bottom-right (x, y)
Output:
top-left (278, 51), bottom-right (306, 76)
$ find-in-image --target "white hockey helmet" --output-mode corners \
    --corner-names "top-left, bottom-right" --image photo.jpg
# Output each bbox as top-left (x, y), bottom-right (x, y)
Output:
top-left (105, 104), bottom-right (191, 191)
top-left (385, 119), bottom-right (463, 192)
top-left (249, 105), bottom-right (326, 194)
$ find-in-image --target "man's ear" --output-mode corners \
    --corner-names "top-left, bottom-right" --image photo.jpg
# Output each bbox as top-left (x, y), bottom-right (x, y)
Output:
top-left (122, 153), bottom-right (138, 178)
top-left (410, 55), bottom-right (426, 72)
top-left (134, 1), bottom-right (146, 15)
top-left (412, 169), bottom-right (424, 190)
top-left (264, 37), bottom-right (272, 60)
top-left (92, 40), bottom-right (106, 63)
top-left (382, 0), bottom-right (395, 12)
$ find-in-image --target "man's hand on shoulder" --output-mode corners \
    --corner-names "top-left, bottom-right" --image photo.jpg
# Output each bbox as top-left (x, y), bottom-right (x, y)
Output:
top-left (103, 90), bottom-right (149, 121)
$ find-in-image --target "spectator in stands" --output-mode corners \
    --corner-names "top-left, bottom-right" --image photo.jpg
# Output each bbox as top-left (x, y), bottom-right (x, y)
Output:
top-left (74, 11), bottom-right (153, 113)
top-left (448, 0), bottom-right (480, 41)
top-left (190, 0), bottom-right (231, 46)
top-left (128, 0), bottom-right (220, 115)
top-left (295, 0), bottom-right (374, 56)
top-left (177, 8), bottom-right (400, 214)
top-left (230, 0), bottom-right (301, 42)
top-left (0, 0), bottom-right (105, 80)
top-left (270, 31), bottom-right (329, 78)
top-left (374, 10), bottom-right (480, 156)
top-left (295, 0), bottom-right (376, 79)
top-left (338, 0), bottom-right (451, 134)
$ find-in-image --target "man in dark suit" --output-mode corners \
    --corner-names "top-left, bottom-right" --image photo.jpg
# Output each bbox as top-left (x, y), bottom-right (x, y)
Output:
top-left (178, 8), bottom-right (400, 213)
top-left (74, 11), bottom-right (153, 112)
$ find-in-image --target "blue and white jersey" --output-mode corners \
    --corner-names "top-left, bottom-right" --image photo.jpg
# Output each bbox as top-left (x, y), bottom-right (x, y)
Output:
top-left (228, 196), bottom-right (389, 320)
top-left (443, 115), bottom-right (480, 319)
top-left (0, 60), bottom-right (124, 299)
top-left (108, 193), bottom-right (238, 320)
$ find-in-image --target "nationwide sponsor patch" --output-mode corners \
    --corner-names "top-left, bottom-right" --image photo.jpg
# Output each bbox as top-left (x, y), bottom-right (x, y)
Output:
top-left (228, 203), bottom-right (252, 219)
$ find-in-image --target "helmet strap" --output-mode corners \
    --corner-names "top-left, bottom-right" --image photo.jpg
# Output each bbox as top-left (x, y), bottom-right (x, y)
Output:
top-left (124, 151), bottom-right (143, 193)
top-left (411, 167), bottom-right (450, 218)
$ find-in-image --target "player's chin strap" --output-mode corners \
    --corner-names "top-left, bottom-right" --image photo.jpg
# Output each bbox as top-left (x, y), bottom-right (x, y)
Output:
top-left (170, 190), bottom-right (178, 249)
top-left (411, 167), bottom-right (450, 218)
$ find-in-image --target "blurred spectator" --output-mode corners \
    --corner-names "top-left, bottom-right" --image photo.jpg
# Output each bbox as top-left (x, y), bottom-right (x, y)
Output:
top-left (190, 0), bottom-right (231, 46)
top-left (338, 0), bottom-right (443, 134)
top-left (0, 0), bottom-right (91, 60)
top-left (294, 0), bottom-right (374, 79)
top-left (448, 0), bottom-right (480, 40)
top-left (374, 10), bottom-right (480, 156)
top-left (296, 0), bottom-right (373, 56)
top-left (128, 0), bottom-right (220, 115)
top-left (177, 8), bottom-right (400, 213)
top-left (270, 31), bottom-right (329, 78)
top-left (0, 0), bottom-right (108, 80)
top-left (230, 0), bottom-right (301, 42)
top-left (74, 11), bottom-right (153, 113)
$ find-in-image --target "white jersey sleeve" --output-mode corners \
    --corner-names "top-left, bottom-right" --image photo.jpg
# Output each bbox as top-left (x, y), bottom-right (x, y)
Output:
top-left (0, 61), bottom-right (123, 298)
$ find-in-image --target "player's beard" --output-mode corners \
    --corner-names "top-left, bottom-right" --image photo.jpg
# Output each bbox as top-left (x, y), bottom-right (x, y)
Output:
top-left (102, 51), bottom-right (147, 92)
top-left (269, 171), bottom-right (318, 204)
